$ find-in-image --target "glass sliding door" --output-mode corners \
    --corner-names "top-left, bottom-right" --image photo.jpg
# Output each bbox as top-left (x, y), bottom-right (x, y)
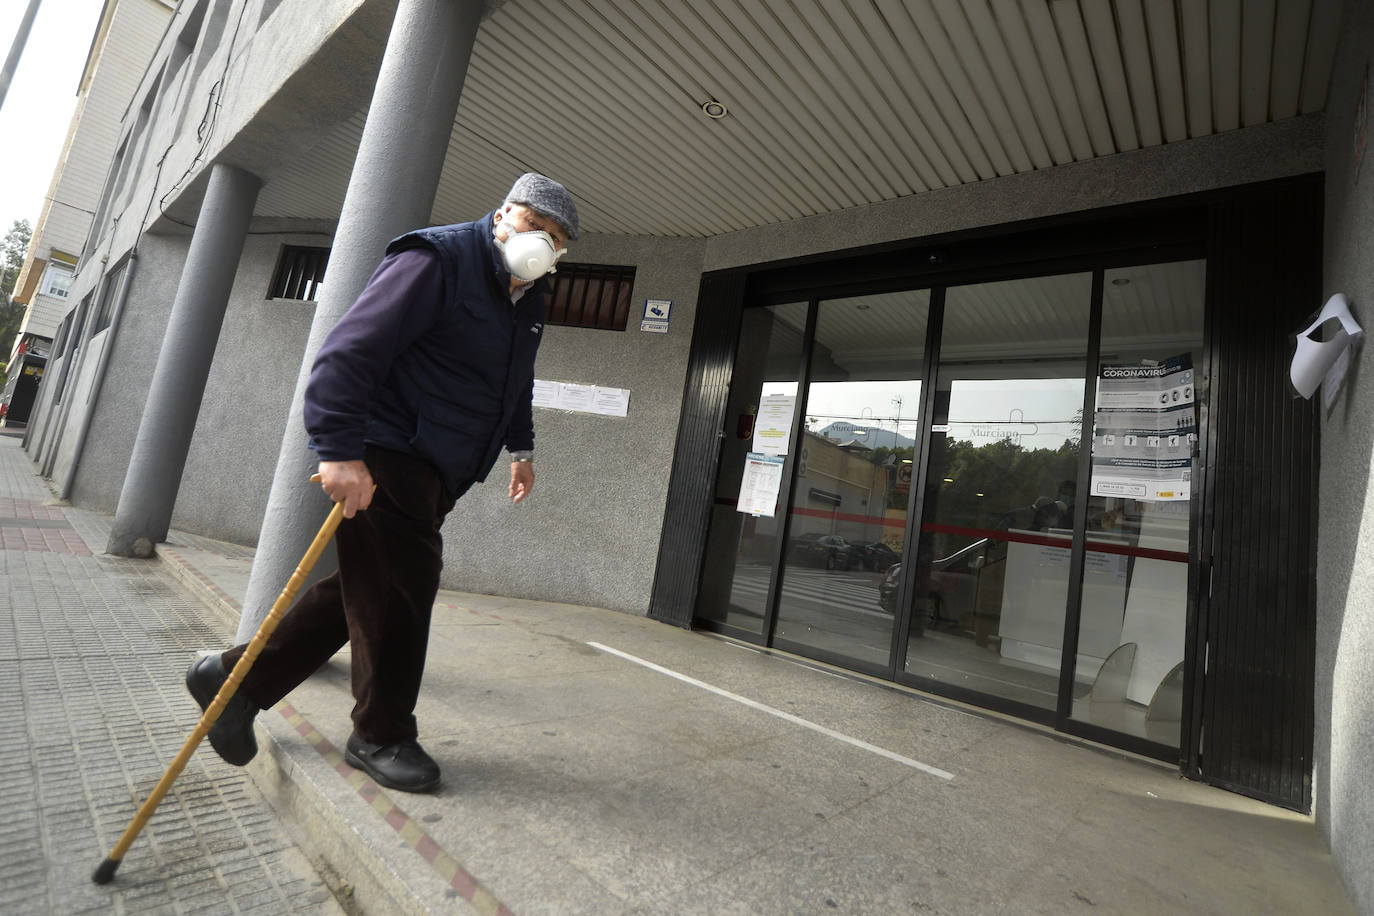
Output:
top-left (772, 290), bottom-right (930, 670)
top-left (903, 273), bottom-right (1092, 711)
top-left (695, 302), bottom-right (809, 636)
top-left (692, 254), bottom-right (1205, 759)
top-left (1069, 260), bottom-right (1205, 748)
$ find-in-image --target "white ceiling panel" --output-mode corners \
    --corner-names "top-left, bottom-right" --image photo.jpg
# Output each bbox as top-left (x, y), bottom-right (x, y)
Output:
top-left (1018, 0), bottom-right (1096, 160)
top-left (1050, 1), bottom-right (1124, 155)
top-left (1144, 0), bottom-right (1188, 143)
top-left (1241, 0), bottom-right (1278, 127)
top-left (1178, 0), bottom-right (1212, 137)
top-left (1300, 0), bottom-right (1344, 114)
top-left (252, 1), bottom-right (1344, 238)
top-left (1270, 0), bottom-right (1314, 120)
top-left (1210, 0), bottom-right (1243, 131)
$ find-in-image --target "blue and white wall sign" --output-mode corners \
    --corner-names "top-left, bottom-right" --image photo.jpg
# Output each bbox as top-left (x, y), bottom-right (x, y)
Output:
top-left (641, 298), bottom-right (672, 333)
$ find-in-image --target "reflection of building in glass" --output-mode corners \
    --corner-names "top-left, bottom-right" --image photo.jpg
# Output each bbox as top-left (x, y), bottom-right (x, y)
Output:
top-left (813, 420), bottom-right (917, 450)
top-left (790, 430), bottom-right (900, 551)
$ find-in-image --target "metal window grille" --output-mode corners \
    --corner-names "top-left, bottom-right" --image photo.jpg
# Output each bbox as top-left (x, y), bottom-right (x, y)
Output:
top-left (52, 297), bottom-right (90, 405)
top-left (50, 314), bottom-right (71, 360)
top-left (547, 263), bottom-right (636, 331)
top-left (91, 262), bottom-right (127, 334)
top-left (268, 246), bottom-right (330, 300)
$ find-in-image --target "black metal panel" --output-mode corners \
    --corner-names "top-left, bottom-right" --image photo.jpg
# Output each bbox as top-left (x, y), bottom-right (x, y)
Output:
top-left (1055, 270), bottom-right (1105, 724)
top-left (648, 271), bottom-right (749, 627)
top-left (1196, 176), bottom-right (1321, 812)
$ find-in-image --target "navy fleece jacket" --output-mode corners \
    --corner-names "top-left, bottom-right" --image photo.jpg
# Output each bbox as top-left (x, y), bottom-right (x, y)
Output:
top-left (303, 213), bottom-right (549, 494)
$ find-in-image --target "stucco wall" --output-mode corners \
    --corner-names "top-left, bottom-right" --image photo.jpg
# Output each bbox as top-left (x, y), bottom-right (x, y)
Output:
top-left (63, 233), bottom-right (190, 513)
top-left (1316, 1), bottom-right (1374, 912)
top-left (436, 234), bottom-right (707, 613)
top-left (172, 233), bottom-right (323, 544)
top-left (55, 228), bottom-right (326, 535)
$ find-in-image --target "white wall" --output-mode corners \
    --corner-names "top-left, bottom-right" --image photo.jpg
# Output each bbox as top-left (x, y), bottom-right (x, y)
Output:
top-left (11, 0), bottom-right (173, 347)
top-left (1316, 2), bottom-right (1374, 912)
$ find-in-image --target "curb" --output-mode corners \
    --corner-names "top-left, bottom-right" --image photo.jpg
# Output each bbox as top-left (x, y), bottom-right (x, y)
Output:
top-left (155, 546), bottom-right (462, 915)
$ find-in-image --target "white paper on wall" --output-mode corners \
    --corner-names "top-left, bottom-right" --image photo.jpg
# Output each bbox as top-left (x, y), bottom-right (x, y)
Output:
top-left (531, 380), bottom-right (632, 418)
top-left (532, 379), bottom-right (560, 408)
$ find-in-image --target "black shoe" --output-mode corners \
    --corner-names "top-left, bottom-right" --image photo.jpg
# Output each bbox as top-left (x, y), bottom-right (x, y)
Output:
top-left (344, 733), bottom-right (441, 793)
top-left (185, 653), bottom-right (259, 766)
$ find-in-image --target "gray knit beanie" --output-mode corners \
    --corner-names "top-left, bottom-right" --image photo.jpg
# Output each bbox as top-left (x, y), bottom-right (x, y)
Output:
top-left (505, 172), bottom-right (580, 240)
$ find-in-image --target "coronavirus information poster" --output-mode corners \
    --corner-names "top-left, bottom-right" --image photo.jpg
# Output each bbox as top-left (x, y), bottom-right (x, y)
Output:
top-left (1091, 355), bottom-right (1196, 501)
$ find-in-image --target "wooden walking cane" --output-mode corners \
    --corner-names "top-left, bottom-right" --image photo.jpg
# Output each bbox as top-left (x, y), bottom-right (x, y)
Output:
top-left (93, 483), bottom-right (348, 885)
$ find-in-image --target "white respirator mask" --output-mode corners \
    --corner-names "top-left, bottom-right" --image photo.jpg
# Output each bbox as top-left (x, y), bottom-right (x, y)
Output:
top-left (494, 215), bottom-right (566, 282)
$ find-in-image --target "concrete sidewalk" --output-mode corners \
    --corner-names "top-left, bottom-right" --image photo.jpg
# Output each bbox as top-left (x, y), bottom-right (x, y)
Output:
top-left (0, 434), bottom-right (342, 914)
top-left (3, 433), bottom-right (1358, 914)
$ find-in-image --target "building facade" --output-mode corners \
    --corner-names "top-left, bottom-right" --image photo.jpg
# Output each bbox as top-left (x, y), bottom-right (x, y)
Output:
top-left (2, 0), bottom-right (176, 426)
top-left (17, 1), bottom-right (1373, 910)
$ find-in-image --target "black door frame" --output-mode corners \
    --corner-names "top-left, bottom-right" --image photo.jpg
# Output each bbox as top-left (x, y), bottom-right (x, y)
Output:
top-left (655, 176), bottom-right (1320, 808)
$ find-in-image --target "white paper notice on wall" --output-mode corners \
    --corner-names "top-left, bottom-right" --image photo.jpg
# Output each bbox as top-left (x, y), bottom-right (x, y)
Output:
top-left (590, 386), bottom-right (631, 417)
top-left (1290, 293), bottom-right (1363, 402)
top-left (532, 379), bottom-right (560, 408)
top-left (532, 379), bottom-right (631, 417)
top-left (558, 383), bottom-right (597, 412)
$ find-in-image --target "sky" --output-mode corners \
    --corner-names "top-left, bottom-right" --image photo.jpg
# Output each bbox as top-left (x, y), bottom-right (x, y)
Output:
top-left (0, 0), bottom-right (107, 235)
top-left (764, 377), bottom-right (1085, 452)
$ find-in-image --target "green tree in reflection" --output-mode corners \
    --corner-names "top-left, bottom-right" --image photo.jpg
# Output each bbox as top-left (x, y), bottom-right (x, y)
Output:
top-left (926, 436), bottom-right (1079, 558)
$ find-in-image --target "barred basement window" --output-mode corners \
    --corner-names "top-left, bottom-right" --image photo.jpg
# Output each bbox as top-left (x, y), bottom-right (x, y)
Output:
top-left (547, 263), bottom-right (636, 331)
top-left (268, 246), bottom-right (330, 300)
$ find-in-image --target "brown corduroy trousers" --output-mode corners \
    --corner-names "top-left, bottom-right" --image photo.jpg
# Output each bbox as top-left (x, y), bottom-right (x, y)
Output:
top-left (223, 446), bottom-right (463, 745)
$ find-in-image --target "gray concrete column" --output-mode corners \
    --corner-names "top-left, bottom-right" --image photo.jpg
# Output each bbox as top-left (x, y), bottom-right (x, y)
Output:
top-left (235, 0), bottom-right (485, 641)
top-left (107, 163), bottom-right (261, 557)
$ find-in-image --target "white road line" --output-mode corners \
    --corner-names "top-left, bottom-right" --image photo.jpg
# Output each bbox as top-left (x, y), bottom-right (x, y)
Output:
top-left (586, 642), bottom-right (955, 781)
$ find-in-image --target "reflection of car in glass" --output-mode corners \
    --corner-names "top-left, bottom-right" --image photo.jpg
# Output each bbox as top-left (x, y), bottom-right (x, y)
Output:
top-left (877, 563), bottom-right (902, 613)
top-left (789, 533), bottom-right (860, 570)
top-left (877, 538), bottom-right (991, 618)
top-left (853, 540), bottom-right (900, 572)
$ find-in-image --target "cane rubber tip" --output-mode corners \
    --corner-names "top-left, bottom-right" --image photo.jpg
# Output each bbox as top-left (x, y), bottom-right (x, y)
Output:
top-left (92, 858), bottom-right (119, 884)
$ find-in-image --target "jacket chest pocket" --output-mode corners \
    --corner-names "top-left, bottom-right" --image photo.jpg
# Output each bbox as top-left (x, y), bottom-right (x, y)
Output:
top-left (446, 298), bottom-right (516, 368)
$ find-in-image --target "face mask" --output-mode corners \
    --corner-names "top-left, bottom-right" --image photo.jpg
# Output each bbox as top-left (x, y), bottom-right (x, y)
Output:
top-left (495, 216), bottom-right (566, 282)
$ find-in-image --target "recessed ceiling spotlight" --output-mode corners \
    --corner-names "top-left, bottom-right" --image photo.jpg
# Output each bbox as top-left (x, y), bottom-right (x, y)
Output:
top-left (856, 303), bottom-right (870, 310)
top-left (701, 99), bottom-right (728, 119)
top-left (1111, 278), bottom-right (1131, 286)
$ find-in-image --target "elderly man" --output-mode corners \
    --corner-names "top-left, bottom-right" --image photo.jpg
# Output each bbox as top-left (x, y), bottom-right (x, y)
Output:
top-left (184, 173), bottom-right (577, 793)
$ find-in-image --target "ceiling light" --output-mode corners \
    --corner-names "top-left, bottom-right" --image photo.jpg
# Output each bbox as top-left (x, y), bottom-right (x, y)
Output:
top-left (1111, 278), bottom-right (1131, 286)
top-left (701, 99), bottom-right (728, 119)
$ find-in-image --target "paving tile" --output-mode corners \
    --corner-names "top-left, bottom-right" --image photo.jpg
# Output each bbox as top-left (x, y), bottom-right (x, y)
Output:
top-left (0, 439), bottom-right (342, 915)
